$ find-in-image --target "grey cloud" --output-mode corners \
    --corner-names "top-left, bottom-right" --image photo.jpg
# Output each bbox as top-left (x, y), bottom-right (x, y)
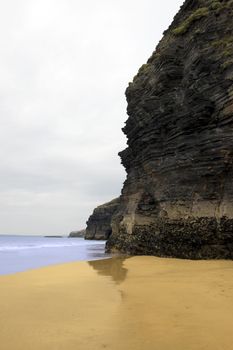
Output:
top-left (0, 0), bottom-right (183, 234)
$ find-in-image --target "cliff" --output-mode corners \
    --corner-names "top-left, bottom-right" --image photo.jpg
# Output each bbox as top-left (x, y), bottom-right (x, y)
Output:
top-left (69, 230), bottom-right (86, 238)
top-left (85, 198), bottom-right (120, 240)
top-left (106, 0), bottom-right (233, 259)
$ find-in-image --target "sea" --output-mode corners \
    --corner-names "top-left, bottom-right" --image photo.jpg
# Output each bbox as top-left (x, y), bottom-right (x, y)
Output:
top-left (0, 235), bottom-right (109, 275)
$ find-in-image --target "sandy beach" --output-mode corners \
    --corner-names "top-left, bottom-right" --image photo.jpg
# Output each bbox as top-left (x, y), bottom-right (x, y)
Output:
top-left (0, 256), bottom-right (233, 350)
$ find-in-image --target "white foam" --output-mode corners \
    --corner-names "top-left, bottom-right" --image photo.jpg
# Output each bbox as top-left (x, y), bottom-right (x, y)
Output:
top-left (0, 240), bottom-right (105, 252)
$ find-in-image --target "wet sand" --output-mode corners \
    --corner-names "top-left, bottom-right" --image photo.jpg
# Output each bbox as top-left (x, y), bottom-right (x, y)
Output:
top-left (0, 256), bottom-right (233, 350)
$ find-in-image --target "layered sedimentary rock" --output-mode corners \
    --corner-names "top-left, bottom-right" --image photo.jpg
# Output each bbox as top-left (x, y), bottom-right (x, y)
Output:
top-left (85, 198), bottom-right (120, 240)
top-left (106, 0), bottom-right (233, 259)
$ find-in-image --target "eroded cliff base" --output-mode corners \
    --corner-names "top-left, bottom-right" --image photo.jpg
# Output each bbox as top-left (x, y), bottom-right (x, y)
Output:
top-left (106, 217), bottom-right (233, 259)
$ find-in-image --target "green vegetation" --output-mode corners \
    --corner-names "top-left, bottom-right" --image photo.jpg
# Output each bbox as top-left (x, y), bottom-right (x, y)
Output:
top-left (207, 0), bottom-right (233, 12)
top-left (211, 36), bottom-right (233, 70)
top-left (202, 0), bottom-right (233, 9)
top-left (132, 63), bottom-right (152, 79)
top-left (194, 29), bottom-right (202, 35)
top-left (138, 63), bottom-right (151, 75)
top-left (129, 63), bottom-right (152, 84)
top-left (172, 7), bottom-right (209, 36)
top-left (209, 1), bottom-right (222, 10)
top-left (221, 59), bottom-right (233, 70)
top-left (129, 63), bottom-right (154, 84)
top-left (212, 37), bottom-right (233, 48)
top-left (173, 0), bottom-right (233, 37)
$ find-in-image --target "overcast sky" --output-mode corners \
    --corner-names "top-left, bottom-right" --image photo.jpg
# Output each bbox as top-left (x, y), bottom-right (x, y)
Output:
top-left (0, 0), bottom-right (183, 235)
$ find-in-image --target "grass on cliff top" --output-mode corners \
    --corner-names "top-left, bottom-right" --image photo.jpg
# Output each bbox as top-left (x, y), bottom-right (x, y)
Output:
top-left (172, 7), bottom-right (209, 36)
top-left (173, 0), bottom-right (233, 36)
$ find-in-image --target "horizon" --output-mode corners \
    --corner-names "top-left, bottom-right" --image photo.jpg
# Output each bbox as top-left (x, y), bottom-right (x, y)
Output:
top-left (0, 233), bottom-right (68, 236)
top-left (0, 0), bottom-right (184, 235)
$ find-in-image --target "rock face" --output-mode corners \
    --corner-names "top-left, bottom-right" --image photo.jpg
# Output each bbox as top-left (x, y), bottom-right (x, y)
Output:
top-left (69, 230), bottom-right (86, 238)
top-left (106, 0), bottom-right (233, 259)
top-left (85, 198), bottom-right (120, 240)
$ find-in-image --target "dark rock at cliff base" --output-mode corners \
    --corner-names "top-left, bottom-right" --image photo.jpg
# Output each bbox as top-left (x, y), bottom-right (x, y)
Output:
top-left (85, 198), bottom-right (120, 240)
top-left (69, 230), bottom-right (86, 238)
top-left (106, 0), bottom-right (233, 259)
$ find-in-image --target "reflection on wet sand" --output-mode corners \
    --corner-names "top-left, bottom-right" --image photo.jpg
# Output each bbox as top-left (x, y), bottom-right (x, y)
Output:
top-left (88, 257), bottom-right (128, 284)
top-left (0, 257), bottom-right (233, 350)
top-left (86, 243), bottom-right (112, 260)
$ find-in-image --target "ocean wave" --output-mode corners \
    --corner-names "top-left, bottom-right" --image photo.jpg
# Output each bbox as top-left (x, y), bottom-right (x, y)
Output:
top-left (0, 240), bottom-right (105, 252)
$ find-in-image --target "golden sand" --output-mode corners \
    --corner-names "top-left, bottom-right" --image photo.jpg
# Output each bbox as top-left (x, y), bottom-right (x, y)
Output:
top-left (0, 256), bottom-right (233, 350)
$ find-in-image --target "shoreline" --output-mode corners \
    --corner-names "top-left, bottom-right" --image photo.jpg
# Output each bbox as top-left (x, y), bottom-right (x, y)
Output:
top-left (0, 236), bottom-right (109, 275)
top-left (0, 253), bottom-right (231, 277)
top-left (0, 256), bottom-right (233, 349)
top-left (0, 255), bottom-right (112, 277)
